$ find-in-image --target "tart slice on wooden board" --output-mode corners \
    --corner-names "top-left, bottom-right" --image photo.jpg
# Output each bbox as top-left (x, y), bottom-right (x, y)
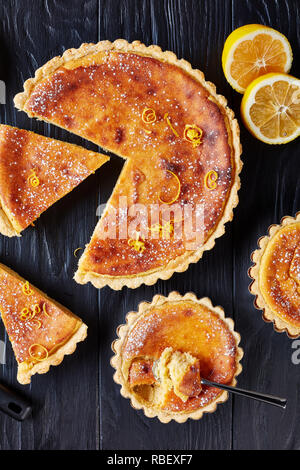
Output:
top-left (0, 263), bottom-right (87, 384)
top-left (0, 124), bottom-right (109, 237)
top-left (14, 40), bottom-right (242, 289)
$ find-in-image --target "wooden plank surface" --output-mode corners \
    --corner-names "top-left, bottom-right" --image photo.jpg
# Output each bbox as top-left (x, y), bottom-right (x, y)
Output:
top-left (0, 0), bottom-right (299, 450)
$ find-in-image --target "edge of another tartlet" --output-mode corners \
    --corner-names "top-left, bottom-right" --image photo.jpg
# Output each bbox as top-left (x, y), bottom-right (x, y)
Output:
top-left (248, 211), bottom-right (300, 338)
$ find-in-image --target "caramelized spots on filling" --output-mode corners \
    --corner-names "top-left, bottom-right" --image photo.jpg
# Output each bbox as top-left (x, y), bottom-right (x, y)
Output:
top-left (115, 127), bottom-right (125, 144)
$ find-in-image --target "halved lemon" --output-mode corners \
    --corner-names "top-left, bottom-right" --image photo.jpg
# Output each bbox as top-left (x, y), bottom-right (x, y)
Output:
top-left (241, 73), bottom-right (300, 144)
top-left (222, 24), bottom-right (293, 93)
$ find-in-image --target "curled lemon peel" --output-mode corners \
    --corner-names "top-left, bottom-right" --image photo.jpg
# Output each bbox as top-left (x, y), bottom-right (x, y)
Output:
top-left (142, 107), bottom-right (156, 124)
top-left (164, 113), bottom-right (179, 137)
top-left (73, 247), bottom-right (83, 257)
top-left (43, 303), bottom-right (51, 317)
top-left (32, 319), bottom-right (42, 329)
top-left (22, 281), bottom-right (33, 296)
top-left (20, 307), bottom-right (32, 322)
top-left (158, 170), bottom-right (181, 204)
top-left (29, 344), bottom-right (48, 362)
top-left (204, 170), bottom-right (218, 190)
top-left (150, 221), bottom-right (174, 238)
top-left (28, 170), bottom-right (40, 188)
top-left (183, 124), bottom-right (203, 147)
top-left (32, 304), bottom-right (41, 316)
top-left (128, 239), bottom-right (145, 254)
top-left (128, 233), bottom-right (145, 253)
top-left (20, 303), bottom-right (41, 322)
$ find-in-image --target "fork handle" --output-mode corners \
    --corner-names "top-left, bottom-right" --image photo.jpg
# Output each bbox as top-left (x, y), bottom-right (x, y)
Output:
top-left (201, 378), bottom-right (287, 409)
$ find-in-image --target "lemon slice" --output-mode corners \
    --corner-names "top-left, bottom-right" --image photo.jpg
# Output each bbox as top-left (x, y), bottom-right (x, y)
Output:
top-left (222, 24), bottom-right (293, 93)
top-left (241, 73), bottom-right (300, 144)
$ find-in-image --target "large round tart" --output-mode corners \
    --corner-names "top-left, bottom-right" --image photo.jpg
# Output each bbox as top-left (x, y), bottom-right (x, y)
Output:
top-left (249, 212), bottom-right (300, 337)
top-left (14, 40), bottom-right (242, 290)
top-left (111, 292), bottom-right (243, 423)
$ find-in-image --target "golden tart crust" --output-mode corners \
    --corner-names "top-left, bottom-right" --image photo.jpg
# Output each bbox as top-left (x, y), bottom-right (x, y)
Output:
top-left (249, 212), bottom-right (300, 338)
top-left (14, 40), bottom-right (242, 290)
top-left (111, 292), bottom-right (243, 423)
top-left (0, 263), bottom-right (87, 384)
top-left (0, 124), bottom-right (109, 237)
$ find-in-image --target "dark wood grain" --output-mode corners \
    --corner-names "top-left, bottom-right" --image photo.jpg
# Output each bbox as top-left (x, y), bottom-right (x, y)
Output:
top-left (231, 0), bottom-right (300, 451)
top-left (0, 0), bottom-right (101, 450)
top-left (0, 0), bottom-right (299, 450)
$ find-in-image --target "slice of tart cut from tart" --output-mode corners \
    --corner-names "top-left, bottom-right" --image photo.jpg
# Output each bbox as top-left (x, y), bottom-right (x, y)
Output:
top-left (111, 292), bottom-right (243, 423)
top-left (0, 263), bottom-right (87, 384)
top-left (249, 212), bottom-right (300, 338)
top-left (14, 40), bottom-right (242, 290)
top-left (0, 124), bottom-right (109, 237)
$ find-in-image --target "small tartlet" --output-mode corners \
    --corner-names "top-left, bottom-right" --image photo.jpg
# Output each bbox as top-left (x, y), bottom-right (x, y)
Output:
top-left (249, 212), bottom-right (300, 338)
top-left (111, 291), bottom-right (243, 423)
top-left (0, 262), bottom-right (88, 384)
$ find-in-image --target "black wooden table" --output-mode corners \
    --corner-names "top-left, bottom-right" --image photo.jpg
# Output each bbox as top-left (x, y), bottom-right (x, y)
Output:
top-left (0, 0), bottom-right (299, 451)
